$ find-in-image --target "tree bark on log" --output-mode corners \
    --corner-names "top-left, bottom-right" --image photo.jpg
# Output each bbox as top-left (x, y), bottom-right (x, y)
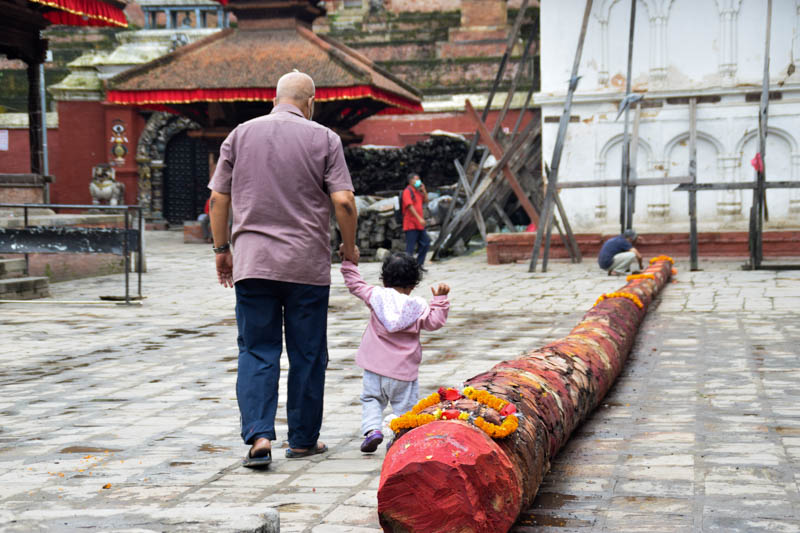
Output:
top-left (378, 259), bottom-right (675, 532)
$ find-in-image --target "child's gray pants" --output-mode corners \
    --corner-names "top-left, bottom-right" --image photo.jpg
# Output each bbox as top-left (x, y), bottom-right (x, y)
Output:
top-left (360, 369), bottom-right (418, 435)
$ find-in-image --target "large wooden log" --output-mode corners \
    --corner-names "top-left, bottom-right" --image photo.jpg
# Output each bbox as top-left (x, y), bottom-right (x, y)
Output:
top-left (378, 259), bottom-right (675, 532)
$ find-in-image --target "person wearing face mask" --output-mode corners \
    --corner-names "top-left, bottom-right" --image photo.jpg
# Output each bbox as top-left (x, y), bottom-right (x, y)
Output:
top-left (401, 173), bottom-right (430, 267)
top-left (208, 71), bottom-right (359, 468)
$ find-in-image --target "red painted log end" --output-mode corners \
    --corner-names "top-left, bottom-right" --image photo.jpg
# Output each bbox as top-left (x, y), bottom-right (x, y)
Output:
top-left (378, 421), bottom-right (522, 533)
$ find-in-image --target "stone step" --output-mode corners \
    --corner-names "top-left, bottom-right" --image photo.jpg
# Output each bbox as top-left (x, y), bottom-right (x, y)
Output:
top-left (0, 276), bottom-right (50, 300)
top-left (0, 258), bottom-right (27, 279)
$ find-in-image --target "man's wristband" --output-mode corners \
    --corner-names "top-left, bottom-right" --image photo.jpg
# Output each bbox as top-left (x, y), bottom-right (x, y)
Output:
top-left (212, 242), bottom-right (231, 254)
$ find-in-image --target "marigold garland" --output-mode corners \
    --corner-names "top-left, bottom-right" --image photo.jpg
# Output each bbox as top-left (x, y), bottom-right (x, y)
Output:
top-left (649, 255), bottom-right (674, 265)
top-left (595, 291), bottom-right (644, 309)
top-left (411, 392), bottom-right (440, 414)
top-left (462, 386), bottom-right (508, 411)
top-left (390, 387), bottom-right (519, 439)
top-left (626, 273), bottom-right (655, 281)
top-left (474, 414), bottom-right (519, 438)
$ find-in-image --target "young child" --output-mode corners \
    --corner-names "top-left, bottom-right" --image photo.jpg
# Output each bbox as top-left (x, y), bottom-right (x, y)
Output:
top-left (340, 251), bottom-right (450, 453)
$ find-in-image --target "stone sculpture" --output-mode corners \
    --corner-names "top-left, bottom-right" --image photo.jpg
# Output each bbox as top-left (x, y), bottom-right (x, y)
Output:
top-left (89, 164), bottom-right (125, 206)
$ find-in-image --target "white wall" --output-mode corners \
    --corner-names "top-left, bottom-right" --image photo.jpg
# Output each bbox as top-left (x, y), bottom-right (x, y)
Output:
top-left (536, 0), bottom-right (800, 233)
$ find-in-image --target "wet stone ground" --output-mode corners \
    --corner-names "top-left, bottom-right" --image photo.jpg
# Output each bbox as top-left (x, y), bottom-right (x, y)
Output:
top-left (1, 230), bottom-right (799, 532)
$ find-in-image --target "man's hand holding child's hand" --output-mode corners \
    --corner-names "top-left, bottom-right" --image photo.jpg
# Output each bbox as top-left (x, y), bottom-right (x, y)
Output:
top-left (431, 283), bottom-right (450, 297)
top-left (338, 243), bottom-right (360, 264)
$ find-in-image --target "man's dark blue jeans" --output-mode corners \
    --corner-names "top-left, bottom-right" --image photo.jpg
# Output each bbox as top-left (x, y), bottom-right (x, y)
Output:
top-left (234, 278), bottom-right (329, 449)
top-left (405, 229), bottom-right (431, 266)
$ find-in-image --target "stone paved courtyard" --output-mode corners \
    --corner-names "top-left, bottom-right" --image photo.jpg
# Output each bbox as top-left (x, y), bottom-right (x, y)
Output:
top-left (1, 230), bottom-right (799, 532)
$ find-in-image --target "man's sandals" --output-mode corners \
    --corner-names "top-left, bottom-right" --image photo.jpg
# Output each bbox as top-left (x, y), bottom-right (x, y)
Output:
top-left (242, 443), bottom-right (272, 469)
top-left (242, 441), bottom-right (327, 467)
top-left (285, 442), bottom-right (328, 459)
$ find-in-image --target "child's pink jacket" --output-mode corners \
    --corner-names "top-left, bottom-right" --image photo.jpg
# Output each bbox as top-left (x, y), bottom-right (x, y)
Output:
top-left (341, 260), bottom-right (449, 381)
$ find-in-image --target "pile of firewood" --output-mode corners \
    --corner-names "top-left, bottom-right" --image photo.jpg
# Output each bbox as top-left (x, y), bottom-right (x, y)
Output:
top-left (344, 133), bottom-right (478, 195)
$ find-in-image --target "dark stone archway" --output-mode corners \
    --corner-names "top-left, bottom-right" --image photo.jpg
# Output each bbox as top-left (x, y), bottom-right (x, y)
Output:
top-left (135, 111), bottom-right (200, 223)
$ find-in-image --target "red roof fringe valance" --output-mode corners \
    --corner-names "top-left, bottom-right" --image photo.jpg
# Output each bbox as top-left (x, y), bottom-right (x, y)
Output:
top-left (32, 0), bottom-right (128, 27)
top-left (106, 85), bottom-right (423, 113)
top-left (106, 86), bottom-right (423, 113)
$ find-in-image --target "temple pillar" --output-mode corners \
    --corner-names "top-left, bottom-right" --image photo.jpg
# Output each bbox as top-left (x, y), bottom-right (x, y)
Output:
top-left (789, 153), bottom-right (800, 216)
top-left (717, 153), bottom-right (741, 216)
top-left (27, 62), bottom-right (44, 176)
top-left (649, 14), bottom-right (667, 87)
top-left (598, 17), bottom-right (609, 85)
top-left (594, 159), bottom-right (607, 219)
top-left (136, 155), bottom-right (153, 218)
top-left (794, 2), bottom-right (800, 79)
top-left (647, 160), bottom-right (670, 218)
top-left (150, 159), bottom-right (165, 221)
top-left (718, 1), bottom-right (739, 86)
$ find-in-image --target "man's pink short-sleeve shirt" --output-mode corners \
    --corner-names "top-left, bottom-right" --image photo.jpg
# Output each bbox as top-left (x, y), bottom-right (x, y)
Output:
top-left (209, 104), bottom-right (354, 286)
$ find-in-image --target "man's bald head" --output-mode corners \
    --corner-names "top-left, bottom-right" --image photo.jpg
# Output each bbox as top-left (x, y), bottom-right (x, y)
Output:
top-left (275, 71), bottom-right (316, 119)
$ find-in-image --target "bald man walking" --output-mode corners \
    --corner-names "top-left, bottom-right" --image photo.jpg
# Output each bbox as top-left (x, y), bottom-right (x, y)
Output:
top-left (209, 72), bottom-right (359, 467)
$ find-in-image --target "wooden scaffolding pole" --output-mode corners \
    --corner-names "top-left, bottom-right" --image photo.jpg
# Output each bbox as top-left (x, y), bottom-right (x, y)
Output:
top-left (619, 0), bottom-right (637, 232)
top-left (432, 0), bottom-right (531, 258)
top-left (689, 98), bottom-right (699, 271)
top-left (750, 0), bottom-right (772, 269)
top-left (529, 0), bottom-right (593, 273)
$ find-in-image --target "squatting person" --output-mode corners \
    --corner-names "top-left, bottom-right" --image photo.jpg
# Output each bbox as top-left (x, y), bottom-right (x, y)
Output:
top-left (598, 228), bottom-right (643, 276)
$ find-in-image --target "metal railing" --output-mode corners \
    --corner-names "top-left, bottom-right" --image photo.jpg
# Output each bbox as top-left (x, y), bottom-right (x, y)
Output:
top-left (0, 203), bottom-right (144, 304)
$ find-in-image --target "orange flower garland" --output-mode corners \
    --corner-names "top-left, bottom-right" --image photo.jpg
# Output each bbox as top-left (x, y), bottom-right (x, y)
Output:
top-left (626, 273), bottom-right (655, 281)
top-left (474, 414), bottom-right (519, 438)
top-left (390, 387), bottom-right (519, 439)
top-left (462, 386), bottom-right (508, 411)
top-left (649, 255), bottom-right (674, 265)
top-left (595, 291), bottom-right (644, 309)
top-left (411, 392), bottom-right (440, 413)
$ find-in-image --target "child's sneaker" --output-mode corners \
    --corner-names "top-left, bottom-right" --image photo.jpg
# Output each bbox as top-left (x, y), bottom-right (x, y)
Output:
top-left (360, 430), bottom-right (384, 453)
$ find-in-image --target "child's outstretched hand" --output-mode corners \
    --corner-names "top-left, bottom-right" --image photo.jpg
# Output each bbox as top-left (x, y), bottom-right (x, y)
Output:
top-left (431, 283), bottom-right (450, 296)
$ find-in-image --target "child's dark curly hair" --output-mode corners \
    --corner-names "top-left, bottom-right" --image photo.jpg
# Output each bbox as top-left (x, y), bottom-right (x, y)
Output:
top-left (380, 252), bottom-right (423, 289)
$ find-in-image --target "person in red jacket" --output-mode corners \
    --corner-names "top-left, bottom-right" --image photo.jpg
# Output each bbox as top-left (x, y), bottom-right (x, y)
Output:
top-left (401, 173), bottom-right (430, 266)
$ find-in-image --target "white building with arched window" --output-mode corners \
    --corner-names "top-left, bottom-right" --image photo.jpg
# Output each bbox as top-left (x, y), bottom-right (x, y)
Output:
top-left (536, 0), bottom-right (800, 232)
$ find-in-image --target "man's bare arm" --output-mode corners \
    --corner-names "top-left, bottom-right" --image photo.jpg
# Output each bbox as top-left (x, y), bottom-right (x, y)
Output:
top-left (209, 190), bottom-right (234, 288)
top-left (209, 191), bottom-right (231, 246)
top-left (331, 190), bottom-right (359, 264)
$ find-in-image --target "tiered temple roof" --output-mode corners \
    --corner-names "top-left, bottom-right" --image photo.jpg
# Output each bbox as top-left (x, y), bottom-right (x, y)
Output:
top-left (105, 0), bottom-right (422, 138)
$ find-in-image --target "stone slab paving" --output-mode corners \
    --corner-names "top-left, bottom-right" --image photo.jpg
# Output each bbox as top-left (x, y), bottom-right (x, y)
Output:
top-left (0, 230), bottom-right (798, 532)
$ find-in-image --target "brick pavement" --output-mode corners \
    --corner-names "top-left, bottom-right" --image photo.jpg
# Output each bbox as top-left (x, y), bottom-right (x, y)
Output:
top-left (0, 230), bottom-right (798, 532)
